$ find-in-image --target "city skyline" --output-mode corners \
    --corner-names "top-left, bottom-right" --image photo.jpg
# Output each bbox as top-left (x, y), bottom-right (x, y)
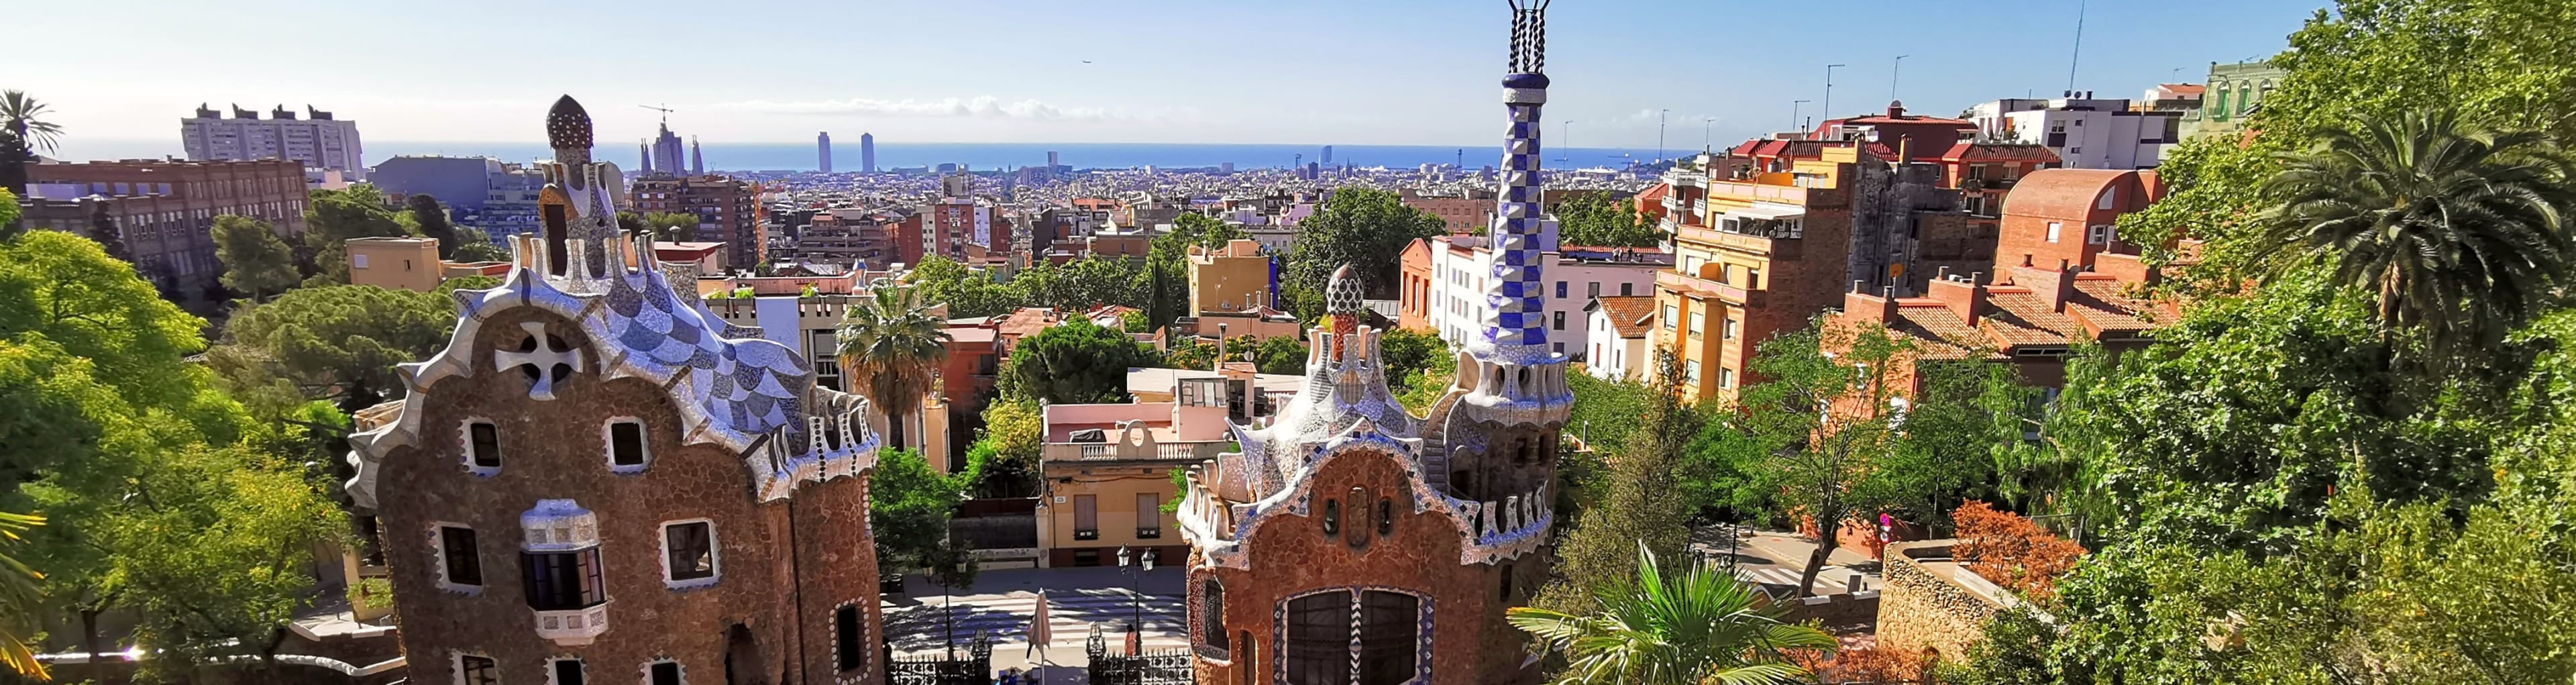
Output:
top-left (13, 0), bottom-right (2316, 161)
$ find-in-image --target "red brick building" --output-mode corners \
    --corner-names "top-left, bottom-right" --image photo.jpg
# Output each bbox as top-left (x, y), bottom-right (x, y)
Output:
top-left (19, 158), bottom-right (308, 307)
top-left (631, 174), bottom-right (761, 271)
top-left (346, 97), bottom-right (886, 685)
top-left (1827, 168), bottom-right (2176, 394)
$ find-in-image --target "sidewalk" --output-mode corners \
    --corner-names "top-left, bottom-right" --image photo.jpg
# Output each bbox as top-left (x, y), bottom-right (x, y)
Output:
top-left (1693, 528), bottom-right (1883, 596)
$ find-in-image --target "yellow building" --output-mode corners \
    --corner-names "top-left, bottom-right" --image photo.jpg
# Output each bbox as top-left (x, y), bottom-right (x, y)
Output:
top-left (345, 236), bottom-right (445, 292)
top-left (1653, 150), bottom-right (1860, 403)
top-left (1185, 238), bottom-right (1273, 317)
top-left (1033, 372), bottom-right (1240, 567)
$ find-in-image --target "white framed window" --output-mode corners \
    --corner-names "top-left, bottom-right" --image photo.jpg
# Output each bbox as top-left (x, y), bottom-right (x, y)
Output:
top-left (835, 602), bottom-right (868, 671)
top-left (1688, 311), bottom-right (1705, 339)
top-left (548, 657), bottom-right (586, 685)
top-left (645, 660), bottom-right (684, 685)
top-left (2096, 188), bottom-right (2116, 210)
top-left (1662, 304), bottom-right (1678, 330)
top-left (455, 653), bottom-right (499, 685)
top-left (1719, 367), bottom-right (1737, 388)
top-left (1684, 360), bottom-right (1702, 384)
top-left (2045, 221), bottom-right (2062, 244)
top-left (2087, 225), bottom-right (2114, 245)
top-left (463, 419), bottom-right (501, 476)
top-left (604, 419), bottom-right (650, 472)
top-left (432, 523), bottom-right (483, 592)
top-left (1723, 317), bottom-right (1739, 340)
top-left (352, 254), bottom-right (370, 269)
top-left (659, 519), bottom-right (718, 588)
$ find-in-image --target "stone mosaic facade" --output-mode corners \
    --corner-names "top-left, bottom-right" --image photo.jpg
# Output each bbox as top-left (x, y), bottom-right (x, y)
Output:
top-left (345, 97), bottom-right (888, 685)
top-left (1172, 6), bottom-right (1572, 683)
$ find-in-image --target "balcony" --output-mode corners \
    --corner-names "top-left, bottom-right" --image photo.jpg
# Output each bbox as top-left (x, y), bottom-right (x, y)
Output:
top-left (1657, 270), bottom-right (1768, 308)
top-left (1040, 440), bottom-right (1231, 463)
top-left (533, 603), bottom-right (609, 646)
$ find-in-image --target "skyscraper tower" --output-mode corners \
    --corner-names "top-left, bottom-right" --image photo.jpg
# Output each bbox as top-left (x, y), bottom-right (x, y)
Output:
top-left (1322, 144), bottom-right (1333, 165)
top-left (689, 136), bottom-right (704, 175)
top-left (637, 140), bottom-right (653, 174)
top-left (817, 131), bottom-right (833, 173)
top-left (859, 132), bottom-right (875, 173)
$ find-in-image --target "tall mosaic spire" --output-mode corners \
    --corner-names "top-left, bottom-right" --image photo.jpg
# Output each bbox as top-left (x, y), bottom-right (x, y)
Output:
top-left (1479, 0), bottom-right (1552, 354)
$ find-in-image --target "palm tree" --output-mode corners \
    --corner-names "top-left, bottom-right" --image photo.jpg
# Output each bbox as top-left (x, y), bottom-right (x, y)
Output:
top-left (1, 91), bottom-right (64, 195)
top-left (0, 511), bottom-right (48, 679)
top-left (835, 286), bottom-right (951, 452)
top-left (2254, 109), bottom-right (2576, 366)
top-left (1509, 543), bottom-right (1835, 685)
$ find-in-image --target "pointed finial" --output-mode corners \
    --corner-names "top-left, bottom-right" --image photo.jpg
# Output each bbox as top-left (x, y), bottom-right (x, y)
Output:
top-left (547, 95), bottom-right (593, 151)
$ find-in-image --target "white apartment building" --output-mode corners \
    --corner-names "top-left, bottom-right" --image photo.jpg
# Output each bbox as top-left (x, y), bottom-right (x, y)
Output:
top-left (1966, 95), bottom-right (2178, 170)
top-left (1582, 295), bottom-right (1655, 382)
top-left (181, 104), bottom-right (365, 180)
top-left (1415, 233), bottom-right (1668, 360)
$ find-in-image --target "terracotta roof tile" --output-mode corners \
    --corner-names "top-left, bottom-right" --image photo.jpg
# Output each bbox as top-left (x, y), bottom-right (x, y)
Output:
top-left (1588, 296), bottom-right (1658, 338)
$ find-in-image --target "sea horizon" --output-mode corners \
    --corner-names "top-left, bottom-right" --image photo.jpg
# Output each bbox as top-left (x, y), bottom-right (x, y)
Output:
top-left (52, 140), bottom-right (1678, 174)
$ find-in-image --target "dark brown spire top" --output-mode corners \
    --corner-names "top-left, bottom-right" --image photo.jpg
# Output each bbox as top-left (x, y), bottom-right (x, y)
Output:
top-left (547, 95), bottom-right (593, 151)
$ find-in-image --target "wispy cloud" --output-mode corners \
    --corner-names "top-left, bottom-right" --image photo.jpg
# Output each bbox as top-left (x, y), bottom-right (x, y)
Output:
top-left (708, 96), bottom-right (1130, 121)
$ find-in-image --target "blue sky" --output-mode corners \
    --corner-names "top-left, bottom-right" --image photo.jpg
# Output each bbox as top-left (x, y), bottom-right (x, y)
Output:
top-left (11, 0), bottom-right (2322, 158)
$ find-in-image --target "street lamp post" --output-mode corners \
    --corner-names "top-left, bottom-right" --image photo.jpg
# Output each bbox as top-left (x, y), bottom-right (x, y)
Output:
top-left (1117, 545), bottom-right (1155, 655)
top-left (1822, 64), bottom-right (1847, 138)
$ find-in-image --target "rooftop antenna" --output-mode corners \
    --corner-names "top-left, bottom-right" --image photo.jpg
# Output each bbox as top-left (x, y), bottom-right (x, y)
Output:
top-left (637, 103), bottom-right (675, 125)
top-left (2065, 0), bottom-right (2088, 94)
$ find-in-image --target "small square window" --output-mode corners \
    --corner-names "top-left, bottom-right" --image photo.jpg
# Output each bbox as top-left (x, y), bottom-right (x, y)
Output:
top-left (2045, 222), bottom-right (2063, 244)
top-left (649, 661), bottom-right (683, 685)
top-left (467, 422), bottom-right (501, 472)
top-left (662, 521), bottom-right (716, 586)
top-left (437, 525), bottom-right (482, 588)
top-left (458, 654), bottom-right (498, 685)
top-left (551, 658), bottom-right (586, 685)
top-left (608, 421), bottom-right (649, 470)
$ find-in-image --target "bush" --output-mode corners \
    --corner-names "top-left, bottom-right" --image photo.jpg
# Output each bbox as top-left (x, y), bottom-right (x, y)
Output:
top-left (1952, 501), bottom-right (2086, 601)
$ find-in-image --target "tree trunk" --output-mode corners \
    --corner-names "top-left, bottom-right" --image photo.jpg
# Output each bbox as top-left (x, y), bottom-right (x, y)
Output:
top-left (1796, 508), bottom-right (1840, 598)
top-left (80, 608), bottom-right (99, 661)
top-left (889, 407), bottom-right (910, 454)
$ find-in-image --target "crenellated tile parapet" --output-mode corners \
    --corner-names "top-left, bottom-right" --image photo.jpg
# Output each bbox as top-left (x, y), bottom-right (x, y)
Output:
top-left (343, 231), bottom-right (874, 509)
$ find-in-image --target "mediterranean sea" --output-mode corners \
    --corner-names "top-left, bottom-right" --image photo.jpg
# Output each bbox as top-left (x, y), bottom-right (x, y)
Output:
top-left (60, 140), bottom-right (1674, 174)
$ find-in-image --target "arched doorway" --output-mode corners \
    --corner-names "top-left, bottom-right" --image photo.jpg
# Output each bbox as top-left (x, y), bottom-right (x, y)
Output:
top-left (722, 623), bottom-right (767, 685)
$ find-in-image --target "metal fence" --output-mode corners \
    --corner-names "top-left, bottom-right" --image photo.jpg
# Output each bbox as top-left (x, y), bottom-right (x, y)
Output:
top-left (1083, 625), bottom-right (1192, 685)
top-left (887, 637), bottom-right (993, 685)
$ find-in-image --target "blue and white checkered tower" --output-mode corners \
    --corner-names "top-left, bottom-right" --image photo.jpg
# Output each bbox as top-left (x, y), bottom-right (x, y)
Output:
top-left (1459, 0), bottom-right (1572, 429)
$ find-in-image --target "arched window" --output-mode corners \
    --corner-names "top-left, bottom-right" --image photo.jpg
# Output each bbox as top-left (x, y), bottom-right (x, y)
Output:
top-left (2209, 83), bottom-right (2231, 121)
top-left (1346, 488), bottom-right (1371, 549)
top-left (1283, 589), bottom-right (1424, 685)
top-left (2235, 83), bottom-right (2253, 116)
top-left (1376, 498), bottom-right (1394, 537)
top-left (1321, 498), bottom-right (1340, 537)
top-left (1200, 578), bottom-right (1230, 658)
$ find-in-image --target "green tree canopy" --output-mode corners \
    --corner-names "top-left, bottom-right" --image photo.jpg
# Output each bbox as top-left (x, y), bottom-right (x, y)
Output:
top-left (303, 185), bottom-right (413, 284)
top-left (207, 284), bottom-right (458, 414)
top-left (404, 195), bottom-right (459, 259)
top-left (1282, 187), bottom-right (1445, 317)
top-left (211, 215), bottom-right (301, 303)
top-left (999, 317), bottom-right (1157, 404)
top-left (1553, 192), bottom-right (1661, 248)
top-left (0, 228), bottom-right (345, 674)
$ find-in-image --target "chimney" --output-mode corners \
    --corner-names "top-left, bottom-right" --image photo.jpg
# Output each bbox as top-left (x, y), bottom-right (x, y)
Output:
top-left (1843, 282), bottom-right (1898, 325)
top-left (1925, 270), bottom-right (1988, 325)
top-left (1887, 100), bottom-right (1906, 118)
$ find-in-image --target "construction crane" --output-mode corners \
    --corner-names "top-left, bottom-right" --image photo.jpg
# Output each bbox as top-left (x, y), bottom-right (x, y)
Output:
top-left (637, 103), bottom-right (674, 123)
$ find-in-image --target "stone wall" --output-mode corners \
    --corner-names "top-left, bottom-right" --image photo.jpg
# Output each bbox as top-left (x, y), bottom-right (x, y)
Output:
top-left (1872, 541), bottom-right (2004, 663)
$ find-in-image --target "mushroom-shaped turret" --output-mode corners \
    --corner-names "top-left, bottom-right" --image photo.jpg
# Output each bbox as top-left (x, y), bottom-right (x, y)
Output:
top-left (547, 95), bottom-right (593, 152)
